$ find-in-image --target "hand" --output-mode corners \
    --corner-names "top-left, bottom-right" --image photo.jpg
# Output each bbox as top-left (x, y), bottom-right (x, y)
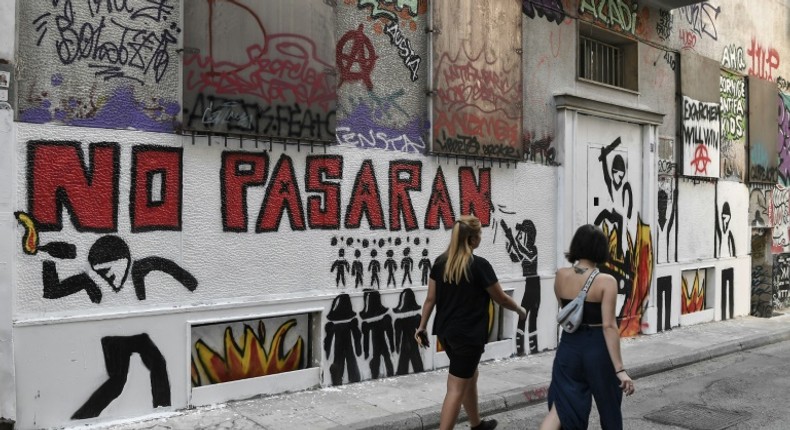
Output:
top-left (617, 371), bottom-right (635, 396)
top-left (415, 328), bottom-right (429, 348)
top-left (517, 306), bottom-right (528, 320)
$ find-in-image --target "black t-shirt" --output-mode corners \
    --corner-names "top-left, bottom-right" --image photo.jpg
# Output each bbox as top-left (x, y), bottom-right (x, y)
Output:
top-left (430, 253), bottom-right (498, 345)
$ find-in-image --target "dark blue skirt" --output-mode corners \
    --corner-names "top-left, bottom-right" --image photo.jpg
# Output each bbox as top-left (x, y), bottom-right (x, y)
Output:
top-left (547, 326), bottom-right (623, 430)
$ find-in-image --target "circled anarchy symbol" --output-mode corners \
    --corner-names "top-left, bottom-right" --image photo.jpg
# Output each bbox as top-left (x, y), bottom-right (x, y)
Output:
top-left (336, 24), bottom-right (378, 90)
top-left (690, 143), bottom-right (711, 175)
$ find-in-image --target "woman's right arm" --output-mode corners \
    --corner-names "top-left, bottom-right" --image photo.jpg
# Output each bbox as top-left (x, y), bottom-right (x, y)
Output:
top-left (600, 275), bottom-right (635, 396)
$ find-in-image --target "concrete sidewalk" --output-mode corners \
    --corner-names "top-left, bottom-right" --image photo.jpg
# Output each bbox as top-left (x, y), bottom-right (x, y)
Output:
top-left (81, 314), bottom-right (790, 430)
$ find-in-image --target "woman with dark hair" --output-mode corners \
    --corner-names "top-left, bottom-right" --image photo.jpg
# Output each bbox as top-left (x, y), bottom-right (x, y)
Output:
top-left (540, 224), bottom-right (635, 430)
top-left (416, 215), bottom-right (527, 430)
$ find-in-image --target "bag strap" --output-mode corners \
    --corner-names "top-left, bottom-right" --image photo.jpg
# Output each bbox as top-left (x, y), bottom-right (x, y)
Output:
top-left (580, 268), bottom-right (600, 294)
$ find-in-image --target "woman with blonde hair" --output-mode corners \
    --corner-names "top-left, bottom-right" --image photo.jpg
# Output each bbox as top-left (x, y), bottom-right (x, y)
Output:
top-left (416, 215), bottom-right (527, 430)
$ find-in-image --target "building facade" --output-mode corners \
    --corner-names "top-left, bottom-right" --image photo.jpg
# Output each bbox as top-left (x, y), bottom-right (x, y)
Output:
top-left (0, 0), bottom-right (787, 428)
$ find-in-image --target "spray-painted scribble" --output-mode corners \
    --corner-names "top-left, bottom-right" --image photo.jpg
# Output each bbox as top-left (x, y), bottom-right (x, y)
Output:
top-left (656, 9), bottom-right (673, 40)
top-left (778, 94), bottom-right (790, 185)
top-left (747, 38), bottom-right (780, 82)
top-left (522, 0), bottom-right (565, 24)
top-left (17, 1), bottom-right (181, 132)
top-left (677, 1), bottom-right (720, 41)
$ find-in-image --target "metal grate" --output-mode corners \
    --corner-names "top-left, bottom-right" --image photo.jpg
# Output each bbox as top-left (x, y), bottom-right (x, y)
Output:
top-left (644, 404), bottom-right (751, 430)
top-left (579, 36), bottom-right (623, 87)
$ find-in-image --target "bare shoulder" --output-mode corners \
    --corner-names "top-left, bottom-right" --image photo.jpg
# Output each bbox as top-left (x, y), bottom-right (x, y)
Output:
top-left (555, 267), bottom-right (573, 280)
top-left (594, 272), bottom-right (618, 289)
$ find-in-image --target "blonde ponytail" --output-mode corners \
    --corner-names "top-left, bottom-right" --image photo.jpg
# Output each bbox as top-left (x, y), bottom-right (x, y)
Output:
top-left (443, 215), bottom-right (482, 284)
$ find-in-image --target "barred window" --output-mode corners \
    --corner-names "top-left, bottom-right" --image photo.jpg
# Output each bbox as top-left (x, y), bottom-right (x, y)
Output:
top-left (580, 36), bottom-right (623, 87)
top-left (578, 22), bottom-right (638, 92)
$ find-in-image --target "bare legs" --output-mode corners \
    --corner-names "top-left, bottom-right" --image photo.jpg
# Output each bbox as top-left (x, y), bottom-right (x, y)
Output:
top-left (539, 405), bottom-right (561, 430)
top-left (440, 370), bottom-right (481, 429)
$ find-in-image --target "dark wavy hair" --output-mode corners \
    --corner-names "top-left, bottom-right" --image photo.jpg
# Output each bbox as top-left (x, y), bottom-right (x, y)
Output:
top-left (564, 224), bottom-right (610, 264)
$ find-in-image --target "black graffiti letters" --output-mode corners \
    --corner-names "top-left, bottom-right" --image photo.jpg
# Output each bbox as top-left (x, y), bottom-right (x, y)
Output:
top-left (436, 131), bottom-right (480, 155)
top-left (187, 94), bottom-right (336, 140)
top-left (678, 1), bottom-right (720, 41)
top-left (35, 0), bottom-right (180, 84)
top-left (683, 98), bottom-right (720, 123)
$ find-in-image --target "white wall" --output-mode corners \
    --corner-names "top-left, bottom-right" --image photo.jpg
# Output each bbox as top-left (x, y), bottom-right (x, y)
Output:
top-left (0, 0), bottom-right (16, 417)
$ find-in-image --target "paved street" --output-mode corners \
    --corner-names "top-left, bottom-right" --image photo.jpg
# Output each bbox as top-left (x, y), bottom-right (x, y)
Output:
top-left (482, 339), bottom-right (790, 429)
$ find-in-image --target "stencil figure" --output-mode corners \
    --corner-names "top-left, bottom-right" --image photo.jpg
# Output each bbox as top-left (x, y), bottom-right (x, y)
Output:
top-left (594, 140), bottom-right (634, 298)
top-left (418, 249), bottom-right (431, 285)
top-left (360, 290), bottom-right (395, 379)
top-left (324, 293), bottom-right (362, 385)
top-left (400, 247), bottom-right (413, 286)
top-left (501, 219), bottom-right (540, 354)
top-left (72, 333), bottom-right (170, 419)
top-left (351, 249), bottom-right (364, 288)
top-left (393, 288), bottom-right (424, 375)
top-left (384, 249), bottom-right (397, 288)
top-left (331, 248), bottom-right (350, 287)
top-left (716, 202), bottom-right (736, 257)
top-left (368, 249), bottom-right (381, 288)
top-left (16, 213), bottom-right (197, 303)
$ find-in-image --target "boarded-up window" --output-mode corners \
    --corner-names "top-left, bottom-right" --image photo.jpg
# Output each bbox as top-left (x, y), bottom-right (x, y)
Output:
top-left (182, 1), bottom-right (337, 142)
top-left (431, 0), bottom-right (522, 160)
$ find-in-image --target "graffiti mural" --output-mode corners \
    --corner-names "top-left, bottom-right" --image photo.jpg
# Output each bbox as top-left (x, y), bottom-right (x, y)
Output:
top-left (500, 218), bottom-right (540, 354)
top-left (772, 185), bottom-right (790, 254)
top-left (16, 212), bottom-right (197, 304)
top-left (324, 289), bottom-right (426, 385)
top-left (17, 1), bottom-right (181, 132)
top-left (657, 136), bottom-right (677, 264)
top-left (773, 254), bottom-right (790, 309)
top-left (336, 0), bottom-right (429, 154)
top-left (719, 70), bottom-right (746, 181)
top-left (682, 96), bottom-right (720, 178)
top-left (751, 229), bottom-right (773, 317)
top-left (681, 269), bottom-right (706, 314)
top-left (779, 94), bottom-right (790, 185)
top-left (330, 235), bottom-right (431, 288)
top-left (192, 315), bottom-right (306, 386)
top-left (72, 334), bottom-right (170, 419)
top-left (182, 0), bottom-right (336, 140)
top-left (590, 137), bottom-right (654, 337)
top-left (714, 201), bottom-right (736, 257)
top-left (432, 0), bottom-right (523, 160)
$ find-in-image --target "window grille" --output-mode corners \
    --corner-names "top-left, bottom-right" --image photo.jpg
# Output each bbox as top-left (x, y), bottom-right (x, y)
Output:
top-left (579, 36), bottom-right (623, 88)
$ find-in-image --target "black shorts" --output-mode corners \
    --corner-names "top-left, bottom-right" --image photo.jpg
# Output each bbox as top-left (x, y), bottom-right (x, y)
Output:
top-left (441, 338), bottom-right (484, 379)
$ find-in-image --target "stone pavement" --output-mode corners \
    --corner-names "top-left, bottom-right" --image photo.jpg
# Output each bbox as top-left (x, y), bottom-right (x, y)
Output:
top-left (76, 314), bottom-right (790, 430)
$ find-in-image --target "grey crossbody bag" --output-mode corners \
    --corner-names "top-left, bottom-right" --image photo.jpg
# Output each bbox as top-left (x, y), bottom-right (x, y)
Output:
top-left (556, 268), bottom-right (599, 333)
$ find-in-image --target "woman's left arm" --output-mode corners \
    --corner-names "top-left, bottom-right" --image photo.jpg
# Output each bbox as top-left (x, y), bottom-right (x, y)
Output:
top-left (487, 282), bottom-right (527, 320)
top-left (601, 274), bottom-right (635, 395)
top-left (416, 278), bottom-right (437, 337)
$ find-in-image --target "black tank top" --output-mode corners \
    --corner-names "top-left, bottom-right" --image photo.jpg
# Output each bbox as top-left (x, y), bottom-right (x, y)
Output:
top-left (560, 299), bottom-right (603, 325)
